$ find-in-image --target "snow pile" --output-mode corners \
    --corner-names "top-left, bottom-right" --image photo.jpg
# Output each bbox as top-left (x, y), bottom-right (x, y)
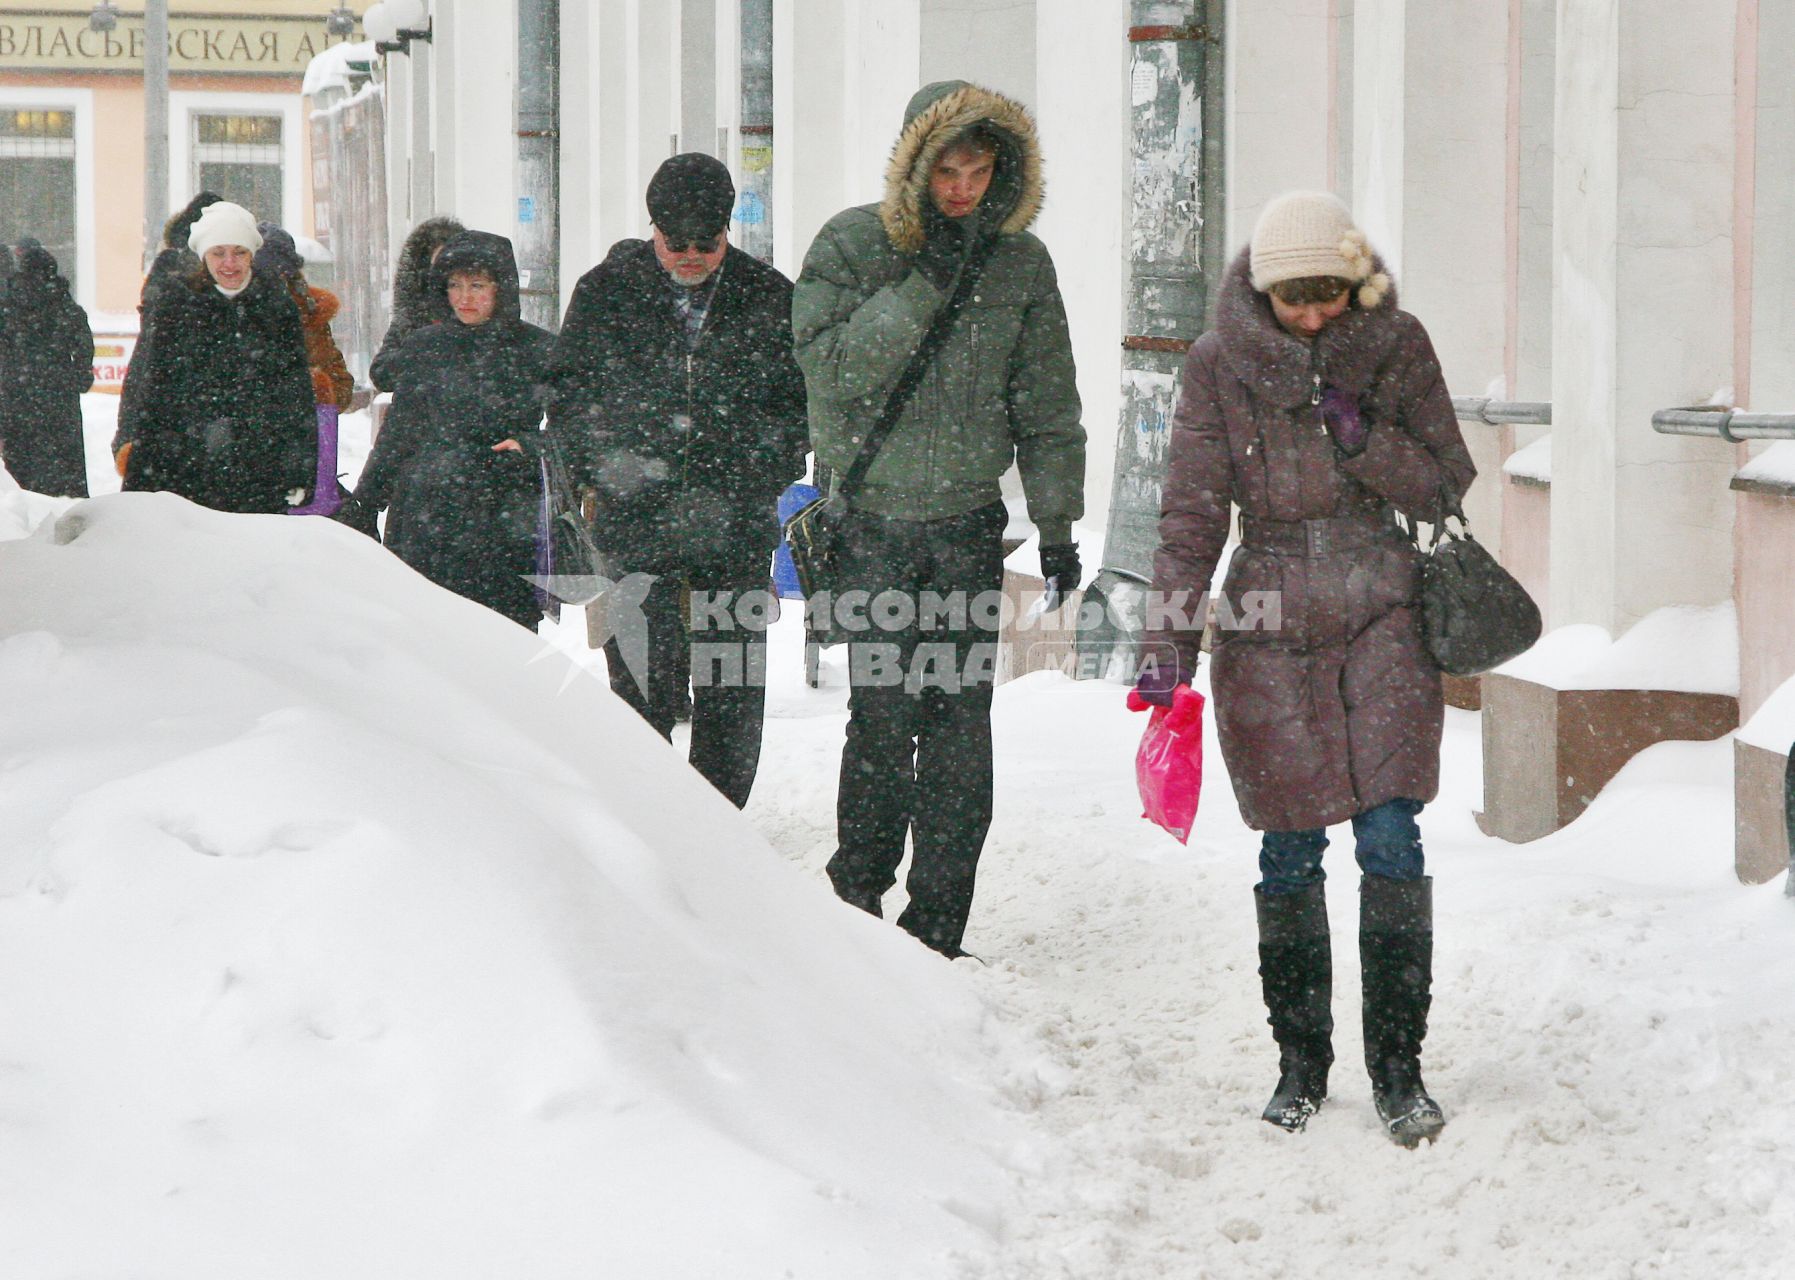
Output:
top-left (1497, 603), bottom-right (1739, 695)
top-left (0, 494), bottom-right (1032, 1278)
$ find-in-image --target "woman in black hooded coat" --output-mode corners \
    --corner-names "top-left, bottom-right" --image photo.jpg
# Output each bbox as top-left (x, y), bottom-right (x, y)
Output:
top-left (340, 231), bottom-right (555, 628)
top-left (0, 240), bottom-right (93, 496)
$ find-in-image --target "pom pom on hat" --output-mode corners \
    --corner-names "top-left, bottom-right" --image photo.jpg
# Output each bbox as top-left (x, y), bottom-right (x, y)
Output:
top-left (1250, 190), bottom-right (1388, 307)
top-left (187, 201), bottom-right (263, 258)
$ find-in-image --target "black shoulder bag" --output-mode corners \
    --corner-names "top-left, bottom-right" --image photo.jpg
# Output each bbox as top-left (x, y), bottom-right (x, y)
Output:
top-left (1415, 490), bottom-right (1543, 676)
top-left (783, 244), bottom-right (995, 642)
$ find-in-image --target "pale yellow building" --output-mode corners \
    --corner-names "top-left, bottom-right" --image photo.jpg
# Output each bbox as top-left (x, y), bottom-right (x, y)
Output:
top-left (0, 0), bottom-right (359, 328)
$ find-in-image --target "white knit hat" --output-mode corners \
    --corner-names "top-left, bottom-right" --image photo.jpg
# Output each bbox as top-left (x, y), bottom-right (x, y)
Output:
top-left (187, 201), bottom-right (263, 257)
top-left (1249, 190), bottom-right (1389, 308)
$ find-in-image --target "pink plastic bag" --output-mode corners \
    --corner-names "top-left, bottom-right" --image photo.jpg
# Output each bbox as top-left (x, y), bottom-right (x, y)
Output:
top-left (1126, 685), bottom-right (1207, 843)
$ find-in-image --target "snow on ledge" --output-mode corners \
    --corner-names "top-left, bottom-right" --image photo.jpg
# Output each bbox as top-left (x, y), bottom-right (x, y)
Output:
top-left (1740, 672), bottom-right (1795, 754)
top-left (1502, 436), bottom-right (1552, 484)
top-left (1733, 440), bottom-right (1795, 490)
top-left (302, 39), bottom-right (376, 98)
top-left (1494, 603), bottom-right (1739, 696)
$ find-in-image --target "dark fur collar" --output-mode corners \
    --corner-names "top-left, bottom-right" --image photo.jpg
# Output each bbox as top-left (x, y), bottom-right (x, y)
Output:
top-left (1212, 248), bottom-right (1403, 407)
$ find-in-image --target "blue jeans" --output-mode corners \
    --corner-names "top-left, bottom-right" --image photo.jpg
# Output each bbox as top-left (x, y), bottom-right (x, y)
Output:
top-left (1259, 798), bottom-right (1425, 895)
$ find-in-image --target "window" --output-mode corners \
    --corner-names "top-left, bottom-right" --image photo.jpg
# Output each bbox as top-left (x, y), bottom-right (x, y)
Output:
top-left (0, 108), bottom-right (78, 295)
top-left (192, 111), bottom-right (284, 223)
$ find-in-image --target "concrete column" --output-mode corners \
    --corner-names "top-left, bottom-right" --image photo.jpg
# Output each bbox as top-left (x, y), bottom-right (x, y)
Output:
top-left (1036, 0), bottom-right (1128, 531)
top-left (1550, 0), bottom-right (1738, 633)
top-left (1349, 0), bottom-right (1405, 269)
top-left (921, 0), bottom-right (1036, 105)
top-left (638, 0), bottom-right (679, 190)
top-left (557, 0), bottom-right (598, 305)
top-left (1748, 0), bottom-right (1795, 413)
top-left (1511, 0), bottom-right (1555, 402)
top-left (1398, 0), bottom-right (1508, 400)
top-left (435, 0), bottom-right (519, 235)
top-left (680, 0), bottom-right (719, 154)
top-left (1224, 0), bottom-right (1331, 254)
top-left (773, 0), bottom-right (920, 277)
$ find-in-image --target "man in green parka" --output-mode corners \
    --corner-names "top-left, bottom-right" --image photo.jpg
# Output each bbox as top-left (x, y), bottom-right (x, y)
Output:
top-left (792, 79), bottom-right (1086, 958)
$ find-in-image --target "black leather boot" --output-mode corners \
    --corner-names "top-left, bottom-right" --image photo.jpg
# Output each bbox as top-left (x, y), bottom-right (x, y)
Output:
top-left (1360, 874), bottom-right (1445, 1147)
top-left (1254, 882), bottom-right (1333, 1131)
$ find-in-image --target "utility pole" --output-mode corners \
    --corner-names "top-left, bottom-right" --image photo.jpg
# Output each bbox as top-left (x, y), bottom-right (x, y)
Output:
top-left (143, 0), bottom-right (169, 270)
top-left (1078, 1), bottom-right (1225, 676)
top-left (736, 0), bottom-right (774, 264)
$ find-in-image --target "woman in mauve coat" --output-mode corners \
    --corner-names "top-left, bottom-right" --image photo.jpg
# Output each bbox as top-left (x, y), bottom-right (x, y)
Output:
top-left (1141, 191), bottom-right (1475, 1147)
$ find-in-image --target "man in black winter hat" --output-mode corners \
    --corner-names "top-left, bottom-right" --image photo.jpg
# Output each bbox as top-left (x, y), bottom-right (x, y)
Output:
top-left (547, 153), bottom-right (809, 808)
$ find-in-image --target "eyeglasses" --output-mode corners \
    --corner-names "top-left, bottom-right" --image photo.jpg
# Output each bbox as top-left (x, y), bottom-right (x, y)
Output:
top-left (661, 232), bottom-right (722, 254)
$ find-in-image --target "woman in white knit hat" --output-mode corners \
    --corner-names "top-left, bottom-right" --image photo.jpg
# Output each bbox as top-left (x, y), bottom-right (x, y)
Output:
top-left (117, 200), bottom-right (316, 513)
top-left (1139, 191), bottom-right (1475, 1146)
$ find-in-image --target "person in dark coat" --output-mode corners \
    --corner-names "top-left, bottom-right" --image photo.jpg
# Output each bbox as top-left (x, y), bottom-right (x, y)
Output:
top-left (340, 231), bottom-right (554, 628)
top-left (115, 201), bottom-right (317, 514)
top-left (369, 215), bottom-right (465, 392)
top-left (0, 240), bottom-right (94, 497)
top-left (255, 223), bottom-right (354, 411)
top-left (547, 153), bottom-right (808, 807)
top-left (114, 191), bottom-right (224, 470)
top-left (1141, 191), bottom-right (1475, 1146)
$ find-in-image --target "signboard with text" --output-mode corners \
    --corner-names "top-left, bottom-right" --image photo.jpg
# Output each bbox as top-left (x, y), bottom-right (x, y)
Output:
top-left (0, 13), bottom-right (357, 75)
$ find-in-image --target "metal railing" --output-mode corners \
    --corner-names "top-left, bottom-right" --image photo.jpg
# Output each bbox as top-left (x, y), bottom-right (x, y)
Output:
top-left (1651, 407), bottom-right (1795, 442)
top-left (1453, 397), bottom-right (1553, 426)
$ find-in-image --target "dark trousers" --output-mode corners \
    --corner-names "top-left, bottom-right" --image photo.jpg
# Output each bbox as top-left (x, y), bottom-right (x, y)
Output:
top-left (605, 553), bottom-right (768, 808)
top-left (826, 502), bottom-right (1006, 954)
top-left (1259, 798), bottom-right (1426, 895)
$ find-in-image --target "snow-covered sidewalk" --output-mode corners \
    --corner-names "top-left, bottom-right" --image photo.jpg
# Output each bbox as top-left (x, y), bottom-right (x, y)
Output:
top-left (3, 401), bottom-right (1792, 1276)
top-left (731, 619), bottom-right (1795, 1277)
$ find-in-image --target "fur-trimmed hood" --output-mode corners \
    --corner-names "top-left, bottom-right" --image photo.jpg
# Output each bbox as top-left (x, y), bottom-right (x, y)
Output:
top-left (391, 215), bottom-right (465, 328)
top-left (1212, 246), bottom-right (1405, 408)
top-left (880, 80), bottom-right (1044, 253)
top-left (430, 230), bottom-right (525, 327)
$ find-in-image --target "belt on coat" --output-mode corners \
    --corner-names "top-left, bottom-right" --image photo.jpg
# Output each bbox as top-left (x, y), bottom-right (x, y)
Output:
top-left (1238, 509), bottom-right (1401, 557)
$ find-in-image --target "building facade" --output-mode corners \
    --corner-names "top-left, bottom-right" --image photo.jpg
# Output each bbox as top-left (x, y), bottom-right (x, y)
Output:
top-left (0, 0), bottom-right (359, 338)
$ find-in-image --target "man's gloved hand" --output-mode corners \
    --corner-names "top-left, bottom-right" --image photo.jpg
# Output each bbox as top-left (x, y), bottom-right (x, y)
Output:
top-left (1132, 651), bottom-right (1191, 709)
top-left (113, 441), bottom-right (134, 478)
top-left (1039, 543), bottom-right (1081, 604)
top-left (913, 209), bottom-right (968, 293)
top-left (1319, 386), bottom-right (1368, 458)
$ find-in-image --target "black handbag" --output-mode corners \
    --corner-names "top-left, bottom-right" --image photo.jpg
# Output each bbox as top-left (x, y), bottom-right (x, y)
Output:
top-left (782, 240), bottom-right (996, 643)
top-left (533, 445), bottom-right (606, 617)
top-left (1416, 493), bottom-right (1542, 676)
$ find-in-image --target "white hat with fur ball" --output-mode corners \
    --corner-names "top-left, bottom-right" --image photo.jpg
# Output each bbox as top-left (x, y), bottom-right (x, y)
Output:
top-left (1249, 190), bottom-right (1390, 308)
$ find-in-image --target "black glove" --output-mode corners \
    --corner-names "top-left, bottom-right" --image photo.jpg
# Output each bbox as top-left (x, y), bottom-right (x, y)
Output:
top-left (913, 210), bottom-right (968, 293)
top-left (1039, 543), bottom-right (1081, 601)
